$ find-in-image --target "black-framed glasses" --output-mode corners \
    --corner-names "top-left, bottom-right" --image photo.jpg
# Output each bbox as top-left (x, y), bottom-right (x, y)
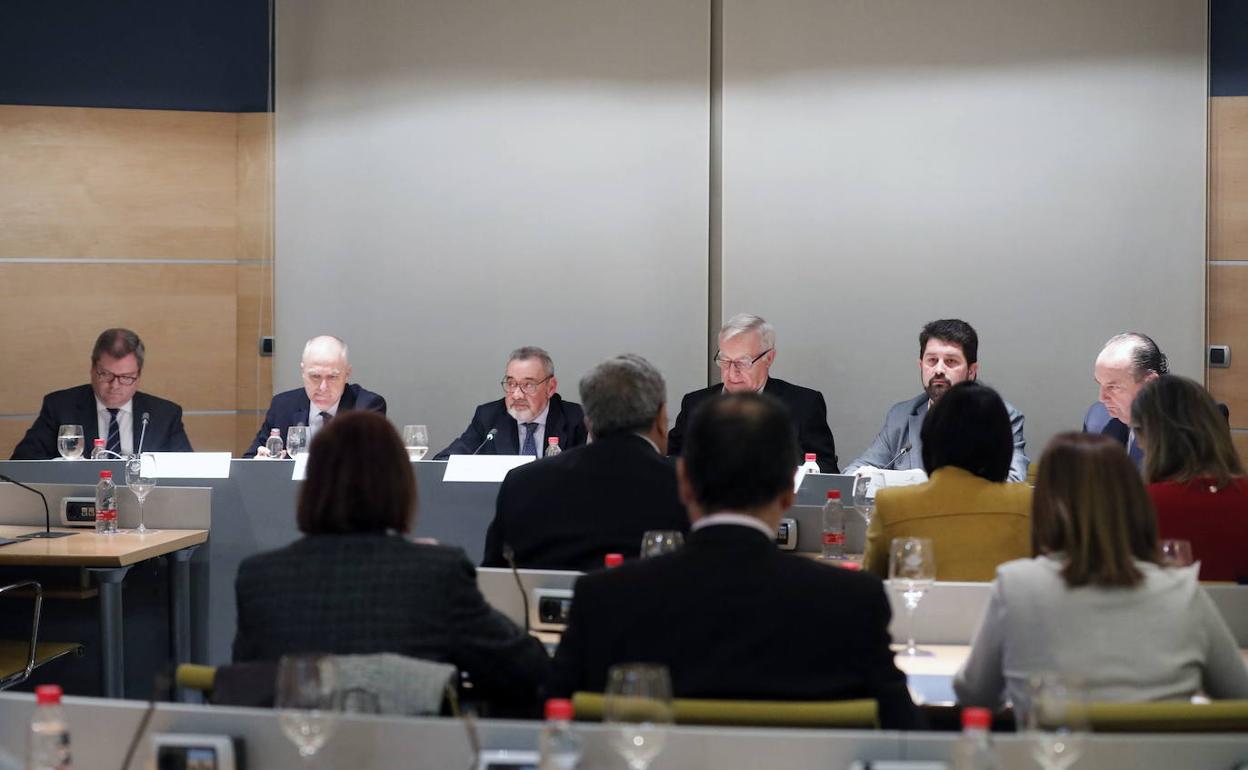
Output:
top-left (93, 369), bottom-right (139, 386)
top-left (713, 349), bottom-right (772, 373)
top-left (501, 376), bottom-right (552, 395)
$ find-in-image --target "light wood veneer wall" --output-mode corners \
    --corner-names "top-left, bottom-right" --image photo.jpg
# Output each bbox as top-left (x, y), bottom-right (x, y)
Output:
top-left (1209, 96), bottom-right (1248, 461)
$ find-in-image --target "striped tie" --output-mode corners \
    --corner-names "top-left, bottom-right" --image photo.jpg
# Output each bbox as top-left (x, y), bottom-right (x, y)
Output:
top-left (106, 408), bottom-right (122, 455)
top-left (521, 423), bottom-right (538, 457)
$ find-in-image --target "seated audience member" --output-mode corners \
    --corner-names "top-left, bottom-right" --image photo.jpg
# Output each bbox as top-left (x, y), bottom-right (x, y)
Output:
top-left (1084, 332), bottom-right (1167, 467)
top-left (863, 382), bottom-right (1031, 581)
top-left (846, 319), bottom-right (1029, 481)
top-left (668, 313), bottom-right (839, 472)
top-left (246, 335), bottom-right (385, 457)
top-left (547, 392), bottom-right (919, 729)
top-left (954, 433), bottom-right (1248, 711)
top-left (482, 354), bottom-right (687, 570)
top-left (434, 346), bottom-right (588, 459)
top-left (12, 328), bottom-right (193, 459)
top-left (233, 411), bottom-right (548, 706)
top-left (1133, 375), bottom-right (1248, 582)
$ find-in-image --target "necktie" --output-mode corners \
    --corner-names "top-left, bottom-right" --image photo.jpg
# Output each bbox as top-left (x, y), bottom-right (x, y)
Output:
top-left (521, 422), bottom-right (538, 457)
top-left (106, 408), bottom-right (122, 455)
top-left (320, 411), bottom-right (333, 427)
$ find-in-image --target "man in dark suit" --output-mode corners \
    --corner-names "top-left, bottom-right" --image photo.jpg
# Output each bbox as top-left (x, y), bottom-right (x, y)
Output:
top-left (434, 346), bottom-right (588, 459)
top-left (12, 328), bottom-right (193, 459)
top-left (245, 335), bottom-right (386, 457)
top-left (482, 354), bottom-right (687, 570)
top-left (667, 313), bottom-right (838, 472)
top-left (547, 391), bottom-right (918, 729)
top-left (1083, 332), bottom-right (1168, 467)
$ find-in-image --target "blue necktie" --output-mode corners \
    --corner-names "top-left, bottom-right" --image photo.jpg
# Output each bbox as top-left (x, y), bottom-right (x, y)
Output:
top-left (106, 408), bottom-right (122, 455)
top-left (521, 422), bottom-right (538, 457)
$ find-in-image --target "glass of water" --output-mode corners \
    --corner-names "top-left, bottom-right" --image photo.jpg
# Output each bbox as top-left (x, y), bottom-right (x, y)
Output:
top-left (1025, 674), bottom-right (1089, 770)
top-left (286, 425), bottom-right (310, 458)
top-left (57, 425), bottom-right (84, 460)
top-left (276, 655), bottom-right (339, 760)
top-left (641, 530), bottom-right (685, 558)
top-left (888, 537), bottom-right (936, 657)
top-left (125, 453), bottom-right (158, 534)
top-left (402, 425), bottom-right (430, 461)
top-left (605, 663), bottom-right (674, 770)
top-left (853, 473), bottom-right (876, 526)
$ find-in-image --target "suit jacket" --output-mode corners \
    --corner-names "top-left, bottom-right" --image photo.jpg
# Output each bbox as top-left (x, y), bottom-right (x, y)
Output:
top-left (11, 384), bottom-right (193, 460)
top-left (546, 524), bottom-right (919, 729)
top-left (863, 466), bottom-right (1032, 581)
top-left (234, 533), bottom-right (549, 705)
top-left (667, 378), bottom-right (839, 472)
top-left (1082, 401), bottom-right (1142, 466)
top-left (845, 392), bottom-right (1030, 482)
top-left (482, 433), bottom-right (688, 570)
top-left (244, 383), bottom-right (387, 457)
top-left (433, 394), bottom-right (587, 459)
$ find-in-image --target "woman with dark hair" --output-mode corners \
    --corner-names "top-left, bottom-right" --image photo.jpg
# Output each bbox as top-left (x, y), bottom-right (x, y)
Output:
top-left (954, 433), bottom-right (1248, 709)
top-left (233, 411), bottom-right (548, 703)
top-left (1133, 375), bottom-right (1248, 582)
top-left (863, 382), bottom-right (1031, 580)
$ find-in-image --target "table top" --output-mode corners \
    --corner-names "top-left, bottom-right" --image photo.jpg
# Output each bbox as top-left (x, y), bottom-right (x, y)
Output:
top-left (0, 526), bottom-right (208, 567)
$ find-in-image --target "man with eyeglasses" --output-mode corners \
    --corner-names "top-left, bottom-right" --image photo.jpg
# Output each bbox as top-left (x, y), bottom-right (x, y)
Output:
top-left (11, 328), bottom-right (193, 459)
top-left (245, 335), bottom-right (386, 457)
top-left (667, 314), bottom-right (839, 472)
top-left (434, 346), bottom-right (588, 459)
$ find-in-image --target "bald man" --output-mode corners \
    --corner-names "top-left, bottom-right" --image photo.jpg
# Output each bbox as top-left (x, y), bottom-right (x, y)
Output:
top-left (245, 335), bottom-right (387, 457)
top-left (1084, 332), bottom-right (1167, 466)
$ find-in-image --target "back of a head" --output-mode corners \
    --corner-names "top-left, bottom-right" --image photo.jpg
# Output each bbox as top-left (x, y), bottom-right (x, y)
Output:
top-left (1132, 375), bottom-right (1244, 488)
top-left (297, 411), bottom-right (415, 535)
top-left (683, 392), bottom-right (797, 513)
top-left (578, 354), bottom-right (665, 438)
top-left (919, 381), bottom-right (1012, 482)
top-left (1032, 432), bottom-right (1158, 588)
top-left (919, 319), bottom-right (978, 364)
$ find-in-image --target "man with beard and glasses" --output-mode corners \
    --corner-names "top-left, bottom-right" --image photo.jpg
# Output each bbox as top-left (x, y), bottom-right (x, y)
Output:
top-left (434, 346), bottom-right (589, 459)
top-left (844, 319), bottom-right (1030, 482)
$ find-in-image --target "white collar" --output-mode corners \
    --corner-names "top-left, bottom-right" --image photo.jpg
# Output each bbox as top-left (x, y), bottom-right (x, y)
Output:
top-left (95, 397), bottom-right (133, 415)
top-left (634, 432), bottom-right (660, 453)
top-left (691, 512), bottom-right (775, 539)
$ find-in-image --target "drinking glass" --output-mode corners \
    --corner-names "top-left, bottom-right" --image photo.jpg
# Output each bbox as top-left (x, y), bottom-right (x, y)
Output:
top-left (334, 687), bottom-right (381, 715)
top-left (124, 453), bottom-right (158, 534)
top-left (57, 425), bottom-right (84, 460)
top-left (888, 537), bottom-right (936, 657)
top-left (402, 425), bottom-right (430, 461)
top-left (286, 426), bottom-right (310, 458)
top-left (604, 663), bottom-right (674, 770)
top-left (1025, 674), bottom-right (1088, 770)
top-left (1159, 539), bottom-right (1194, 568)
top-left (276, 655), bottom-right (339, 760)
top-left (853, 474), bottom-right (876, 526)
top-left (640, 530), bottom-right (685, 558)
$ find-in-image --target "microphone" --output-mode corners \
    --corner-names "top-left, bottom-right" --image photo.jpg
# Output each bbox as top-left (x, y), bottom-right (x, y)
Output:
top-left (471, 428), bottom-right (498, 455)
top-left (0, 474), bottom-right (74, 539)
top-left (885, 443), bottom-right (912, 471)
top-left (136, 412), bottom-right (150, 457)
top-left (502, 544), bottom-right (531, 635)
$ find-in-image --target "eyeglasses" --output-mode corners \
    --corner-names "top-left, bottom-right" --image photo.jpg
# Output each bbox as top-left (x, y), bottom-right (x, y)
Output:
top-left (713, 349), bottom-right (772, 373)
top-left (501, 376), bottom-right (552, 395)
top-left (94, 369), bottom-right (139, 386)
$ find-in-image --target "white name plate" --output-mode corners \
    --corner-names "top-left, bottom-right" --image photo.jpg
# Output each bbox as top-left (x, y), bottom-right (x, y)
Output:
top-left (291, 454), bottom-right (309, 481)
top-left (147, 452), bottom-right (232, 479)
top-left (442, 454), bottom-right (533, 482)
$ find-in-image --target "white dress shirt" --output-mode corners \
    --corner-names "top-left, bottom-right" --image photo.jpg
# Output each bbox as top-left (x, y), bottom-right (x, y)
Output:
top-left (690, 511), bottom-right (776, 539)
top-left (514, 405), bottom-right (550, 457)
top-left (308, 400), bottom-right (341, 444)
top-left (95, 398), bottom-right (134, 456)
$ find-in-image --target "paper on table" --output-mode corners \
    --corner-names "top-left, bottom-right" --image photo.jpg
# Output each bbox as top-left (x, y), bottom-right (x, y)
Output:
top-left (145, 452), bottom-right (231, 479)
top-left (442, 454), bottom-right (534, 482)
top-left (291, 453), bottom-right (309, 481)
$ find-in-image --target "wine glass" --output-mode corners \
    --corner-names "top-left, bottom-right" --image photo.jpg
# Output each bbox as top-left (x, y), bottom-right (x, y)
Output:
top-left (334, 687), bottom-right (381, 715)
top-left (57, 425), bottom-right (84, 460)
top-left (888, 537), bottom-right (935, 657)
top-left (125, 453), bottom-right (158, 534)
top-left (853, 474), bottom-right (876, 526)
top-left (604, 663), bottom-right (674, 770)
top-left (640, 530), bottom-right (684, 558)
top-left (276, 655), bottom-right (339, 760)
top-left (402, 425), bottom-right (430, 461)
top-left (1025, 674), bottom-right (1088, 770)
top-left (1159, 539), bottom-right (1194, 568)
top-left (286, 426), bottom-right (310, 458)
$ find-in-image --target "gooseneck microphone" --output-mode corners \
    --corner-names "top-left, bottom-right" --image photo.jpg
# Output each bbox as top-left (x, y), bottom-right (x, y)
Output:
top-left (885, 443), bottom-right (912, 471)
top-left (471, 428), bottom-right (498, 455)
top-left (136, 412), bottom-right (150, 457)
top-left (502, 544), bottom-right (531, 635)
top-left (0, 473), bottom-right (75, 539)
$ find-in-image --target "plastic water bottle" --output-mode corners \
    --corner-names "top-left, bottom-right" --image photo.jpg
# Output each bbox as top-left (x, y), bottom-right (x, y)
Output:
top-left (538, 698), bottom-right (581, 770)
top-left (952, 706), bottom-right (995, 770)
top-left (27, 684), bottom-right (71, 770)
top-left (94, 471), bottom-right (117, 535)
top-left (820, 490), bottom-right (845, 560)
top-left (90, 439), bottom-right (106, 460)
top-left (265, 428), bottom-right (284, 458)
top-left (799, 452), bottom-right (820, 477)
top-left (545, 437), bottom-right (562, 457)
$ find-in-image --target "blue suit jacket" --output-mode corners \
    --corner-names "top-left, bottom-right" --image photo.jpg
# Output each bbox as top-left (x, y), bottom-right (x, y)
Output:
top-left (433, 394), bottom-right (587, 459)
top-left (244, 383), bottom-right (387, 457)
top-left (11, 384), bottom-right (193, 460)
top-left (1083, 401), bottom-right (1142, 466)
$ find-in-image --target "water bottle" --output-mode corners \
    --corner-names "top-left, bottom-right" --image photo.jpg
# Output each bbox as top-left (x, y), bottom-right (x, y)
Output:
top-left (94, 471), bottom-right (117, 535)
top-left (265, 428), bottom-right (284, 458)
top-left (820, 490), bottom-right (845, 560)
top-left (798, 452), bottom-right (820, 477)
top-left (538, 698), bottom-right (581, 770)
top-left (90, 439), bottom-right (106, 460)
top-left (952, 706), bottom-right (995, 770)
top-left (27, 684), bottom-right (71, 770)
top-left (544, 437), bottom-right (562, 457)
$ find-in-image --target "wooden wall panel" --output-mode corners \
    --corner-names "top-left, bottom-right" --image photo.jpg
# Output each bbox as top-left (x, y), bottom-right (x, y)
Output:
top-left (181, 414), bottom-right (242, 454)
top-left (1210, 97), bottom-right (1248, 261)
top-left (235, 113), bottom-right (275, 418)
top-left (1234, 432), bottom-right (1248, 466)
top-left (1208, 263), bottom-right (1248, 428)
top-left (0, 420), bottom-right (30, 459)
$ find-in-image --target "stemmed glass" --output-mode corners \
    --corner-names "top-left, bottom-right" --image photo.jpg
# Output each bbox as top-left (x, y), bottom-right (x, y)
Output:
top-left (640, 531), bottom-right (684, 558)
top-left (402, 425), bottom-right (430, 461)
top-left (57, 425), bottom-right (84, 460)
top-left (286, 426), bottom-right (310, 458)
top-left (276, 655), bottom-right (339, 761)
top-left (604, 663), bottom-right (674, 770)
top-left (853, 474), bottom-right (876, 527)
top-left (888, 537), bottom-right (935, 657)
top-left (1025, 674), bottom-right (1088, 770)
top-left (124, 453), bottom-right (158, 534)
top-left (1159, 539), bottom-right (1194, 568)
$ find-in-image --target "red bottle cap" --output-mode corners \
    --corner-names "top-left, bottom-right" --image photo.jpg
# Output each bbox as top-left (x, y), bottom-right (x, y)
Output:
top-left (548, 437), bottom-right (559, 445)
top-left (93, 439), bottom-right (105, 446)
top-left (805, 453), bottom-right (817, 461)
top-left (35, 684), bottom-right (63, 705)
top-left (826, 490), bottom-right (840, 499)
top-left (545, 698), bottom-right (574, 720)
top-left (961, 706), bottom-right (992, 730)
top-left (604, 553), bottom-right (625, 568)
top-left (99, 471), bottom-right (112, 479)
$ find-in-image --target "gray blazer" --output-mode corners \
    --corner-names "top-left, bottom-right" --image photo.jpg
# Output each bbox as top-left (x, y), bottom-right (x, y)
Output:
top-left (844, 392), bottom-right (1030, 482)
